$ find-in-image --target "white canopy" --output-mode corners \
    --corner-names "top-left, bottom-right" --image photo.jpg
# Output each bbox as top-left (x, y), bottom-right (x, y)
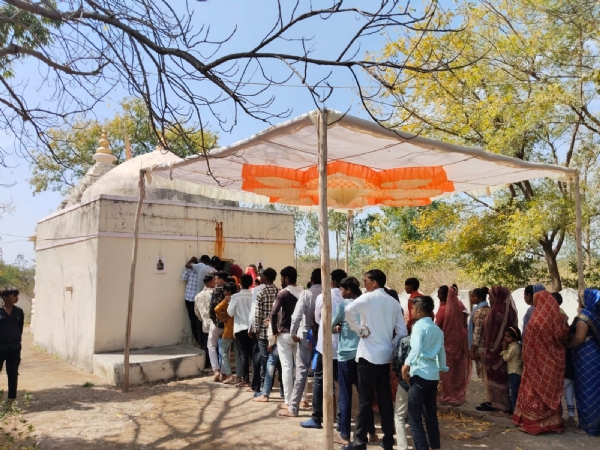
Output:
top-left (150, 109), bottom-right (577, 209)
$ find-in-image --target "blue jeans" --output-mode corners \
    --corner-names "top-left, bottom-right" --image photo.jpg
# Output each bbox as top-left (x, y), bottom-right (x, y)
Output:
top-left (407, 376), bottom-right (440, 450)
top-left (338, 359), bottom-right (375, 440)
top-left (220, 338), bottom-right (234, 375)
top-left (262, 344), bottom-right (284, 397)
top-left (508, 373), bottom-right (521, 413)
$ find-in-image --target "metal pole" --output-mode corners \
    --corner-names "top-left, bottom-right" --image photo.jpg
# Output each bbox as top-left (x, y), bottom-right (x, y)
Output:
top-left (574, 174), bottom-right (585, 301)
top-left (318, 108), bottom-right (334, 450)
top-left (345, 210), bottom-right (352, 273)
top-left (123, 169), bottom-right (146, 392)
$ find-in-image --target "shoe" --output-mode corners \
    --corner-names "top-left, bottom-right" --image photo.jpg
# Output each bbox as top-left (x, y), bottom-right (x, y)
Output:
top-left (300, 418), bottom-right (322, 429)
top-left (566, 417), bottom-right (577, 427)
top-left (334, 433), bottom-right (350, 445)
top-left (300, 401), bottom-right (310, 409)
top-left (341, 443), bottom-right (366, 450)
top-left (476, 403), bottom-right (496, 412)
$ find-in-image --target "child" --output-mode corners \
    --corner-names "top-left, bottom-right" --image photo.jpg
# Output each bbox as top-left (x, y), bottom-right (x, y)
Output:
top-left (402, 295), bottom-right (447, 450)
top-left (0, 287), bottom-right (24, 403)
top-left (215, 282), bottom-right (237, 383)
top-left (500, 326), bottom-right (522, 413)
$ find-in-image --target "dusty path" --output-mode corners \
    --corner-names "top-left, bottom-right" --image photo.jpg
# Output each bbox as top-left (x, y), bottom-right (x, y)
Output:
top-left (3, 330), bottom-right (594, 449)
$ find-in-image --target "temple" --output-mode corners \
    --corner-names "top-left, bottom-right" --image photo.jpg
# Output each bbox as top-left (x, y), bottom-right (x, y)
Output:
top-left (32, 131), bottom-right (295, 385)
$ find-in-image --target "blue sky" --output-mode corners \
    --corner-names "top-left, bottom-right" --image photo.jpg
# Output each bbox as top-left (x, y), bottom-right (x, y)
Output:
top-left (0, 0), bottom-right (444, 263)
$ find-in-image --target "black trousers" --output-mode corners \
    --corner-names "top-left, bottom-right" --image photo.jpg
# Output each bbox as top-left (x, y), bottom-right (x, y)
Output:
top-left (407, 375), bottom-right (440, 450)
top-left (0, 347), bottom-right (21, 400)
top-left (184, 300), bottom-right (201, 345)
top-left (354, 359), bottom-right (395, 449)
top-left (235, 329), bottom-right (253, 383)
top-left (311, 352), bottom-right (339, 424)
top-left (250, 335), bottom-right (262, 392)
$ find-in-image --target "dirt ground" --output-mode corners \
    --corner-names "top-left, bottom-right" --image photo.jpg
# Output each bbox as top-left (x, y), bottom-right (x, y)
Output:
top-left (3, 330), bottom-right (595, 449)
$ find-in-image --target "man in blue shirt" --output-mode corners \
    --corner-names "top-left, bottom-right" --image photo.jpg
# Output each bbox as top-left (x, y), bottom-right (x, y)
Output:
top-left (402, 295), bottom-right (448, 450)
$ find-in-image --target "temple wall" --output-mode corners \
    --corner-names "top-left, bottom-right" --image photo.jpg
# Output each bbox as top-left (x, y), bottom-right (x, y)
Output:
top-left (33, 238), bottom-right (99, 371)
top-left (34, 195), bottom-right (295, 364)
top-left (94, 197), bottom-right (295, 352)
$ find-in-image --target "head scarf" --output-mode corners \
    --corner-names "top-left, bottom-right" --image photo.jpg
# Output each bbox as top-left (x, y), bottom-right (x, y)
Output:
top-left (245, 266), bottom-right (258, 282)
top-left (533, 284), bottom-right (546, 294)
top-left (229, 264), bottom-right (243, 279)
top-left (486, 287), bottom-right (518, 363)
top-left (441, 286), bottom-right (468, 359)
top-left (580, 288), bottom-right (600, 341)
top-left (520, 290), bottom-right (565, 411)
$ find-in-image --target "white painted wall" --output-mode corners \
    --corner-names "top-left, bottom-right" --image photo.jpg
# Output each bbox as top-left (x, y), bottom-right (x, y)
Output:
top-left (34, 195), bottom-right (295, 370)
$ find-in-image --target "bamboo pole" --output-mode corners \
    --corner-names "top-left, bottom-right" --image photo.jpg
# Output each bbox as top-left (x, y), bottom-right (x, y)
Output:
top-left (123, 169), bottom-right (146, 392)
top-left (574, 174), bottom-right (585, 301)
top-left (345, 210), bottom-right (353, 273)
top-left (318, 109), bottom-right (334, 450)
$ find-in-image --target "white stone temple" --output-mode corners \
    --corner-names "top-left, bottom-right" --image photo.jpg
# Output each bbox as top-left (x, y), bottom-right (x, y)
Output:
top-left (33, 131), bottom-right (295, 385)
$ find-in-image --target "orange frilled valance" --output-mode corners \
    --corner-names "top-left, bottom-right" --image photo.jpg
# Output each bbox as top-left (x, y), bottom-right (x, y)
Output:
top-left (241, 161), bottom-right (455, 208)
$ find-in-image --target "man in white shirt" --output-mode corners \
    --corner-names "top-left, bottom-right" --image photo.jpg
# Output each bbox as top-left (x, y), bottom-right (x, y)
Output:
top-left (344, 269), bottom-right (407, 450)
top-left (194, 274), bottom-right (216, 355)
top-left (228, 274), bottom-right (254, 387)
top-left (300, 269), bottom-right (346, 429)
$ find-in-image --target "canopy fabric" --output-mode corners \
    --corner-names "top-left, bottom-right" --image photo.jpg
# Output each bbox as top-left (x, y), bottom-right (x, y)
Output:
top-left (149, 110), bottom-right (577, 209)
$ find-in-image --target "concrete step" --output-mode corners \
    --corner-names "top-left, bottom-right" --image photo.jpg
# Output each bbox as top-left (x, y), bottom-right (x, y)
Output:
top-left (93, 345), bottom-right (206, 386)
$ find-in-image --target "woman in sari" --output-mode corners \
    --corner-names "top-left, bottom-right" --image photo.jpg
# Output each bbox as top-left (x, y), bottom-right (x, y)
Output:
top-left (567, 288), bottom-right (600, 437)
top-left (513, 290), bottom-right (566, 434)
top-left (437, 285), bottom-right (471, 406)
top-left (483, 286), bottom-right (518, 414)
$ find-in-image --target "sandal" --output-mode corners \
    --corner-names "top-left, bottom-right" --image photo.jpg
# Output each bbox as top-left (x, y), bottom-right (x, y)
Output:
top-left (476, 403), bottom-right (497, 412)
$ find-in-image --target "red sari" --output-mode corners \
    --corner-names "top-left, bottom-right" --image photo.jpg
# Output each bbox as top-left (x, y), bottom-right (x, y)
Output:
top-left (512, 290), bottom-right (566, 434)
top-left (437, 287), bottom-right (471, 406)
top-left (484, 287), bottom-right (518, 412)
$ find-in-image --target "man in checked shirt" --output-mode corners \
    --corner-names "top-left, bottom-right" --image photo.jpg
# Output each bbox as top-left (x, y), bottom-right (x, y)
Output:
top-left (253, 267), bottom-right (279, 392)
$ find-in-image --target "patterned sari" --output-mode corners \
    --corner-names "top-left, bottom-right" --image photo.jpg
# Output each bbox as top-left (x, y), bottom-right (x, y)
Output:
top-left (438, 287), bottom-right (471, 406)
top-left (572, 288), bottom-right (600, 437)
top-left (512, 290), bottom-right (566, 434)
top-left (484, 287), bottom-right (517, 412)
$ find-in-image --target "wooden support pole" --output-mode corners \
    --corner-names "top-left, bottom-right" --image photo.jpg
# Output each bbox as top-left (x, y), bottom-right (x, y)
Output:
top-left (345, 210), bottom-right (353, 274)
top-left (574, 174), bottom-right (585, 301)
top-left (318, 109), bottom-right (334, 450)
top-left (123, 169), bottom-right (146, 392)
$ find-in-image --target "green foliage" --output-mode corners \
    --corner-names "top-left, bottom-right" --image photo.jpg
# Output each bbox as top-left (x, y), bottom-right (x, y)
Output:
top-left (0, 3), bottom-right (60, 77)
top-left (376, 0), bottom-right (600, 289)
top-left (0, 395), bottom-right (37, 449)
top-left (29, 98), bottom-right (219, 194)
top-left (81, 382), bottom-right (95, 388)
top-left (0, 256), bottom-right (35, 297)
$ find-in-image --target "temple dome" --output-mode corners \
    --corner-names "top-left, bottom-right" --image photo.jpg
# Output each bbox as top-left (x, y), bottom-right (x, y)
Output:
top-left (80, 147), bottom-right (231, 205)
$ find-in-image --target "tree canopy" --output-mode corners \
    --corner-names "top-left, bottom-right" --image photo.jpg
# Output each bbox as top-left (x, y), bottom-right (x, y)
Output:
top-left (0, 0), bottom-right (470, 178)
top-left (374, 0), bottom-right (600, 290)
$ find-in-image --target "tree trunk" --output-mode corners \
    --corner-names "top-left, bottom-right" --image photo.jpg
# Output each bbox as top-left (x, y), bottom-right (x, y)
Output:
top-left (335, 231), bottom-right (340, 268)
top-left (540, 238), bottom-right (562, 292)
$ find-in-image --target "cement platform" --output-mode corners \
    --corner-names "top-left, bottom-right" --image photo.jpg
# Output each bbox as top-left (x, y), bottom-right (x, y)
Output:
top-left (92, 344), bottom-right (206, 386)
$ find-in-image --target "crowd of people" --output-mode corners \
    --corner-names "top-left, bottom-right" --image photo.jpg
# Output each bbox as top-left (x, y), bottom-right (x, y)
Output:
top-left (180, 256), bottom-right (600, 448)
top-left (1, 255), bottom-right (598, 449)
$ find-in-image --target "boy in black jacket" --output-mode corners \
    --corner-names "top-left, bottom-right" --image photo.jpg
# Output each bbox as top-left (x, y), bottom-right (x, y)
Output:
top-left (0, 287), bottom-right (24, 403)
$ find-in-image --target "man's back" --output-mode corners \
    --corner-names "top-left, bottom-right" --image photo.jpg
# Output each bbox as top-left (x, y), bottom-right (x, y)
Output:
top-left (291, 283), bottom-right (322, 339)
top-left (345, 288), bottom-right (406, 365)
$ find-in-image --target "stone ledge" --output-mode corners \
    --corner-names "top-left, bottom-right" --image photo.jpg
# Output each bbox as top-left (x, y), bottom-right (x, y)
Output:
top-left (93, 344), bottom-right (206, 387)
